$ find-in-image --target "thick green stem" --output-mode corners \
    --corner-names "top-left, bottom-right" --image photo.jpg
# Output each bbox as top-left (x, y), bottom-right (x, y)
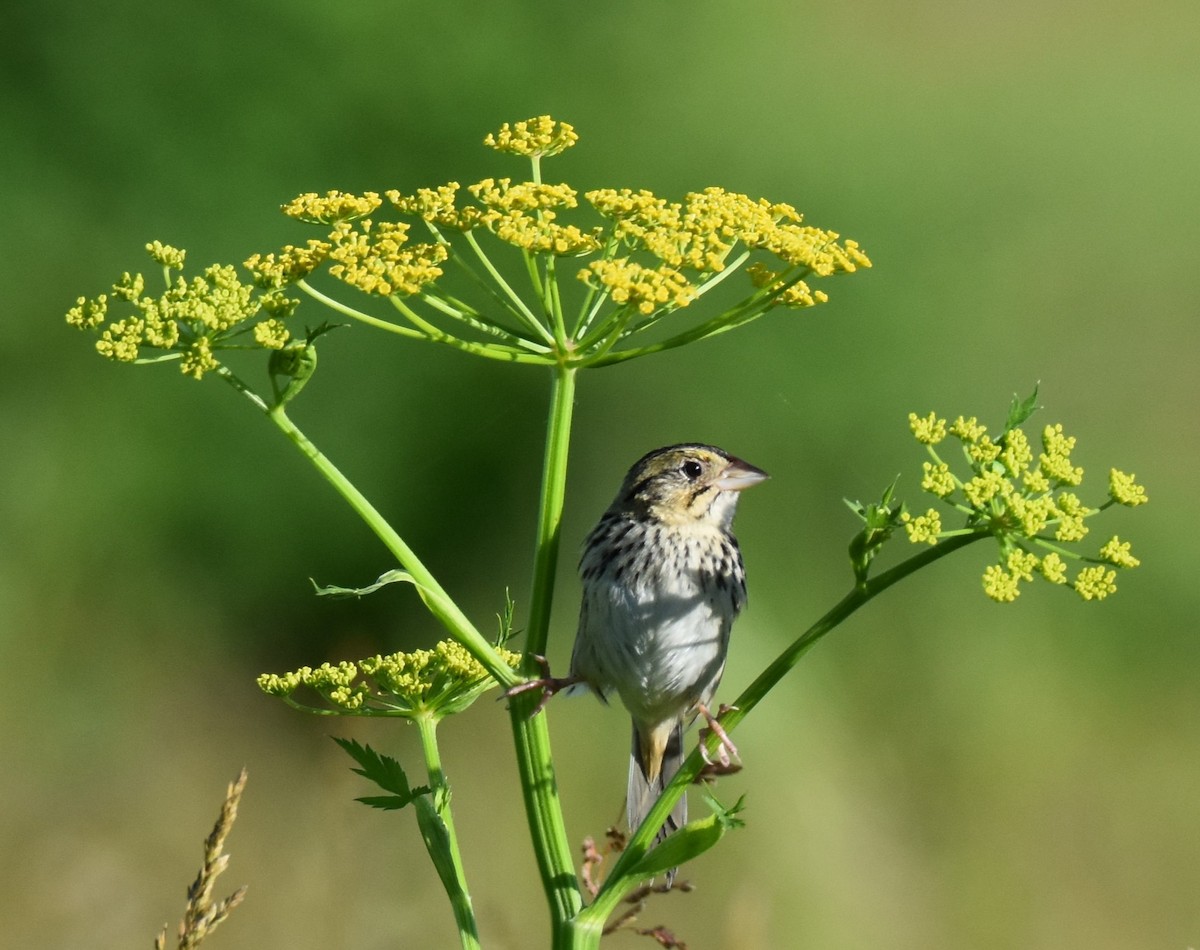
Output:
top-left (524, 364), bottom-right (577, 659)
top-left (416, 715), bottom-right (481, 950)
top-left (508, 363), bottom-right (584, 945)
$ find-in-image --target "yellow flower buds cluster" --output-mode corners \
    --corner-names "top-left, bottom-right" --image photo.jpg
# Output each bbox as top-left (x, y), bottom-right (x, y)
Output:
top-left (258, 640), bottom-right (521, 719)
top-left (67, 246), bottom-right (298, 380)
top-left (904, 404), bottom-right (1147, 602)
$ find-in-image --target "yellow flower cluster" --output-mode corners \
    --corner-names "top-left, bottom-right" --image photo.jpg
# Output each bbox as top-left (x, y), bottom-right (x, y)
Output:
top-left (587, 186), bottom-right (871, 281)
top-left (326, 219), bottom-right (449, 297)
top-left (387, 184), bottom-right (484, 231)
top-left (1074, 565), bottom-right (1118, 601)
top-left (146, 240), bottom-right (186, 270)
top-left (67, 246), bottom-right (299, 380)
top-left (484, 116), bottom-right (578, 158)
top-left (244, 239), bottom-right (331, 289)
top-left (908, 412), bottom-right (947, 445)
top-left (745, 263), bottom-right (829, 309)
top-left (1109, 469), bottom-right (1148, 506)
top-left (73, 117), bottom-right (877, 377)
top-left (257, 640), bottom-right (521, 719)
top-left (466, 178), bottom-right (603, 256)
top-left (282, 190), bottom-right (382, 224)
top-left (902, 508), bottom-right (942, 544)
top-left (906, 405), bottom-right (1147, 603)
top-left (920, 461), bottom-right (955, 497)
top-left (580, 258), bottom-right (697, 315)
top-left (246, 120), bottom-right (871, 334)
top-left (253, 318), bottom-right (291, 349)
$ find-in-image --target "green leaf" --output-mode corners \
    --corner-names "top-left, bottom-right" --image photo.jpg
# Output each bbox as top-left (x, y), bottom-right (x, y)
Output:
top-left (1005, 383), bottom-right (1041, 432)
top-left (494, 588), bottom-right (519, 648)
top-left (846, 477), bottom-right (906, 583)
top-left (332, 736), bottom-right (431, 810)
top-left (313, 569), bottom-right (416, 599)
top-left (626, 795), bottom-right (745, 880)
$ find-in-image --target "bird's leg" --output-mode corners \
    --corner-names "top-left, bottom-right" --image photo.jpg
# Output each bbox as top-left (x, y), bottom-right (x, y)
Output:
top-left (503, 655), bottom-right (580, 716)
top-left (696, 703), bottom-right (741, 776)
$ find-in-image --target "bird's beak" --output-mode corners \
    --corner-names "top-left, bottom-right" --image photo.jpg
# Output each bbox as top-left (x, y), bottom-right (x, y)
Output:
top-left (715, 456), bottom-right (770, 492)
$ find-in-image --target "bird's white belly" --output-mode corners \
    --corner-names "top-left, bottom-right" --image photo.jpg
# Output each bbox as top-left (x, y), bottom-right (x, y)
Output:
top-left (578, 571), bottom-right (729, 725)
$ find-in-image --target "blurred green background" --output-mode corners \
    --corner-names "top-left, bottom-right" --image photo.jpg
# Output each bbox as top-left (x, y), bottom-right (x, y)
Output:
top-left (3, 0), bottom-right (1197, 946)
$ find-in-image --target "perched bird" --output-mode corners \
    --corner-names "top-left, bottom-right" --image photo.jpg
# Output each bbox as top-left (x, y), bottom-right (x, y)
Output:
top-left (569, 443), bottom-right (767, 873)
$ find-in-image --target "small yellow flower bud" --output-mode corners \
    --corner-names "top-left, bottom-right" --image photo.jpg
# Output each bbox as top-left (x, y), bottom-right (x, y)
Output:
top-left (484, 116), bottom-right (579, 158)
top-left (1039, 423), bottom-right (1084, 485)
top-left (580, 258), bottom-right (696, 315)
top-left (1052, 492), bottom-right (1090, 542)
top-left (902, 508), bottom-right (942, 544)
top-left (1108, 469), bottom-right (1148, 506)
top-left (146, 241), bottom-right (187, 269)
top-left (949, 416), bottom-right (987, 443)
top-left (983, 564), bottom-right (1020, 602)
top-left (1039, 553), bottom-right (1068, 584)
top-left (253, 319), bottom-right (290, 350)
top-left (1074, 565), bottom-right (1117, 601)
top-left (66, 295), bottom-right (109, 329)
top-left (1006, 549), bottom-right (1038, 582)
top-left (1099, 536), bottom-right (1140, 568)
top-left (908, 412), bottom-right (946, 445)
top-left (963, 469), bottom-right (1006, 508)
top-left (180, 337), bottom-right (219, 380)
top-left (920, 461), bottom-right (956, 497)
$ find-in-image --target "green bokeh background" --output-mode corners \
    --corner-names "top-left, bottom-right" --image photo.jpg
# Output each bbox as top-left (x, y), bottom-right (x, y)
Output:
top-left (4, 0), bottom-right (1197, 947)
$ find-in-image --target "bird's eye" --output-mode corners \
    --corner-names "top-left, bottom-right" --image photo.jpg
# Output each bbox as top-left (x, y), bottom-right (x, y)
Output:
top-left (681, 459), bottom-right (704, 480)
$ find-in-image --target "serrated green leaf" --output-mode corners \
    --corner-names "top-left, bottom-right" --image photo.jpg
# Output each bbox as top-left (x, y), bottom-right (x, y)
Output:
top-left (312, 569), bottom-right (416, 599)
top-left (332, 736), bottom-right (430, 809)
top-left (356, 794), bottom-right (419, 811)
top-left (1005, 383), bottom-right (1041, 431)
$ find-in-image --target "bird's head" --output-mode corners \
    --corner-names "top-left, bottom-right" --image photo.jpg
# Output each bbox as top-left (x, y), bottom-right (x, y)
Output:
top-left (612, 443), bottom-right (769, 529)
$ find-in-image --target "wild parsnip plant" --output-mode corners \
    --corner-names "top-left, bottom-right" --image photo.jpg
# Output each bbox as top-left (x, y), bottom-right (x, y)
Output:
top-left (67, 117), bottom-right (1145, 949)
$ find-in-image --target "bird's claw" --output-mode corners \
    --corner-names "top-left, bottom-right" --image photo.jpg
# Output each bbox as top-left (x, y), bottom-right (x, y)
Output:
top-left (502, 655), bottom-right (579, 716)
top-left (696, 703), bottom-right (741, 774)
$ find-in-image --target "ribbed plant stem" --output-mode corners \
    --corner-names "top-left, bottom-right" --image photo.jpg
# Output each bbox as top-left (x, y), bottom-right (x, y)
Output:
top-left (416, 715), bottom-right (481, 950)
top-left (509, 363), bottom-right (584, 945)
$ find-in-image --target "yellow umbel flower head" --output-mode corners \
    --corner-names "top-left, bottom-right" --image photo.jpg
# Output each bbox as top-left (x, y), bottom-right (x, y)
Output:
top-left (67, 246), bottom-right (299, 380)
top-left (484, 116), bottom-right (579, 158)
top-left (259, 640), bottom-right (521, 720)
top-left (903, 389), bottom-right (1147, 603)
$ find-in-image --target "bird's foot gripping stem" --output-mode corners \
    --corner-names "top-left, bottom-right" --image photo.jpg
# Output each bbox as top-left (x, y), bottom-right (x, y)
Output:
top-left (696, 703), bottom-right (742, 777)
top-left (503, 655), bottom-right (580, 716)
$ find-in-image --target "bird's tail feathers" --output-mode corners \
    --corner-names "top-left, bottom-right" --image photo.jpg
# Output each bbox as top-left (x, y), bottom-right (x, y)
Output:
top-left (628, 718), bottom-right (687, 884)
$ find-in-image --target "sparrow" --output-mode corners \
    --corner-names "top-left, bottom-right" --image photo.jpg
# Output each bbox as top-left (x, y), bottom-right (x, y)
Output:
top-left (569, 443), bottom-right (767, 877)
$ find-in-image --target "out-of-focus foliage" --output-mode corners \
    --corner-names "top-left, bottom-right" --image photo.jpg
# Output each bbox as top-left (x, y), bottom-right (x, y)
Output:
top-left (3, 0), bottom-right (1197, 946)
